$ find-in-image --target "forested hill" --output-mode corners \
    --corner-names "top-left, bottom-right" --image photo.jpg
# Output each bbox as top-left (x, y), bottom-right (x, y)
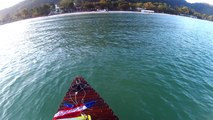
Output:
top-left (131, 0), bottom-right (187, 6)
top-left (1, 0), bottom-right (213, 16)
top-left (189, 3), bottom-right (213, 15)
top-left (0, 0), bottom-right (59, 16)
top-left (130, 0), bottom-right (213, 15)
top-left (0, 0), bottom-right (213, 24)
top-left (131, 0), bottom-right (213, 15)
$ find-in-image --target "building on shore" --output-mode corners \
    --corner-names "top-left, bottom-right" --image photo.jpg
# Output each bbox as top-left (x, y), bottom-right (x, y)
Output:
top-left (48, 4), bottom-right (62, 15)
top-left (141, 9), bottom-right (155, 14)
top-left (97, 9), bottom-right (108, 12)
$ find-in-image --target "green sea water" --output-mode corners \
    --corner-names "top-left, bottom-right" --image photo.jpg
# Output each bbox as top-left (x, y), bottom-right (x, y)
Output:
top-left (0, 13), bottom-right (213, 120)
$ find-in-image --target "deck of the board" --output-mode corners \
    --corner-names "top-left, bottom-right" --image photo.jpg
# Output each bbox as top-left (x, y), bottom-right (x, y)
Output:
top-left (57, 77), bottom-right (118, 120)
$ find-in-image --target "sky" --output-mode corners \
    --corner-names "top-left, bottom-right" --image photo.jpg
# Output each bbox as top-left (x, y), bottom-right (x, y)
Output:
top-left (0, 0), bottom-right (213, 10)
top-left (0, 0), bottom-right (24, 10)
top-left (186, 0), bottom-right (213, 5)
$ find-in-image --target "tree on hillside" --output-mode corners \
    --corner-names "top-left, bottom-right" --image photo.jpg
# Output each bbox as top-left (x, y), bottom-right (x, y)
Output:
top-left (0, 15), bottom-right (3, 24)
top-left (1, 14), bottom-right (13, 23)
top-left (60, 0), bottom-right (75, 9)
top-left (83, 2), bottom-right (95, 10)
top-left (106, 0), bottom-right (118, 10)
top-left (31, 8), bottom-right (40, 17)
top-left (156, 3), bottom-right (167, 12)
top-left (176, 6), bottom-right (190, 15)
top-left (20, 9), bottom-right (30, 19)
top-left (181, 6), bottom-right (190, 14)
top-left (98, 0), bottom-right (108, 9)
top-left (143, 2), bottom-right (156, 10)
top-left (135, 2), bottom-right (143, 8)
top-left (208, 15), bottom-right (213, 21)
top-left (118, 0), bottom-right (129, 10)
top-left (40, 4), bottom-right (51, 15)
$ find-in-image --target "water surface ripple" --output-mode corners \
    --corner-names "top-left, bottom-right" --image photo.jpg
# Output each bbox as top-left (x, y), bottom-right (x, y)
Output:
top-left (0, 13), bottom-right (213, 120)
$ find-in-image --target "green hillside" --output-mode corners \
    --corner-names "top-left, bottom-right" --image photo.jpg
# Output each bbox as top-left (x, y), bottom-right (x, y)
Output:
top-left (0, 0), bottom-right (213, 24)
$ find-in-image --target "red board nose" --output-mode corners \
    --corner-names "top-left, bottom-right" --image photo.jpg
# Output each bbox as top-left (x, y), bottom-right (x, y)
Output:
top-left (54, 76), bottom-right (119, 120)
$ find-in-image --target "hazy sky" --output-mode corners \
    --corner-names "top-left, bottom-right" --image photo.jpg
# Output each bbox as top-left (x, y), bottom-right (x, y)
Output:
top-left (186, 0), bottom-right (213, 4)
top-left (0, 0), bottom-right (24, 10)
top-left (0, 0), bottom-right (213, 10)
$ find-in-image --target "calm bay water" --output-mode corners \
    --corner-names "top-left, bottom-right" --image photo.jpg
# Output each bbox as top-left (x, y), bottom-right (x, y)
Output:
top-left (0, 13), bottom-right (213, 120)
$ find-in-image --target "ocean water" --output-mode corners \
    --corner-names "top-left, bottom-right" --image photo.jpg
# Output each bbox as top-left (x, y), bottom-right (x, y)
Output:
top-left (0, 13), bottom-right (213, 120)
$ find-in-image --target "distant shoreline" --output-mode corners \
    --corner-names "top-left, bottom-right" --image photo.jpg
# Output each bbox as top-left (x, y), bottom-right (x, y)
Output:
top-left (45, 11), bottom-right (198, 22)
top-left (46, 11), bottom-right (173, 18)
top-left (1, 11), bottom-right (203, 25)
top-left (1, 1), bottom-right (213, 25)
